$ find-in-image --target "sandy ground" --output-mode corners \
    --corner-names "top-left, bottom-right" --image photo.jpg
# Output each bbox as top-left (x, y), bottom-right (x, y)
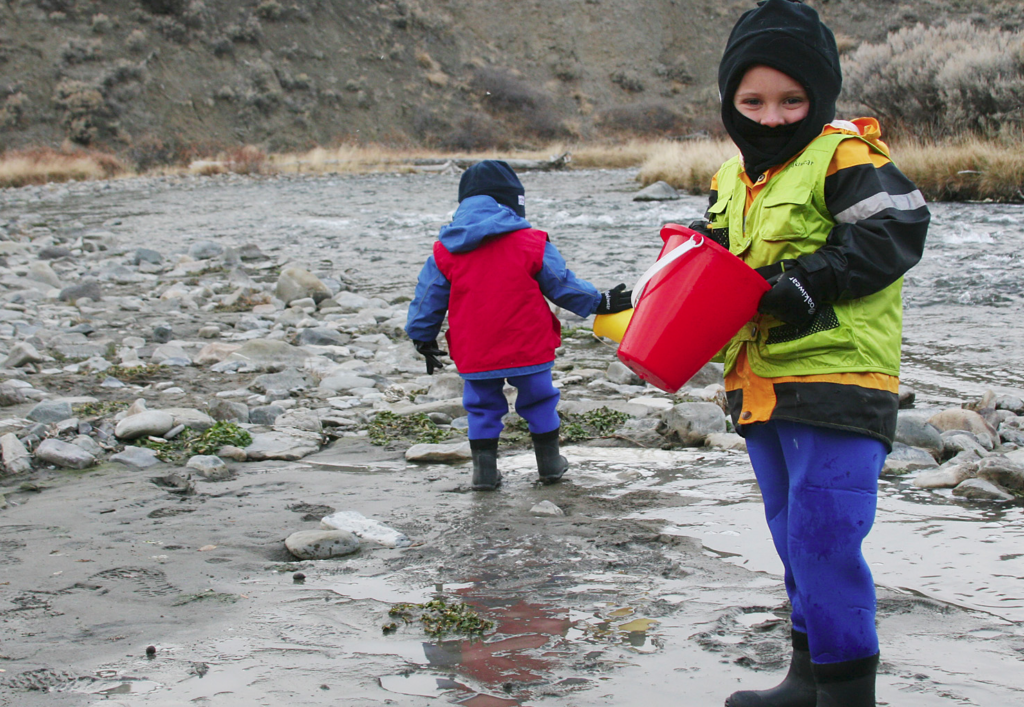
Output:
top-left (2, 433), bottom-right (1023, 707)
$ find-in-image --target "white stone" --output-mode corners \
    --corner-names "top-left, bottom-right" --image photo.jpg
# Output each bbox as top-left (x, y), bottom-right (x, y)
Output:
top-left (284, 529), bottom-right (360, 560)
top-left (114, 410), bottom-right (176, 440)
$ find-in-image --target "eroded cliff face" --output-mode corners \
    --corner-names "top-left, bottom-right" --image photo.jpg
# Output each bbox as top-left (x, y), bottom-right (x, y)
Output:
top-left (0, 0), bottom-right (1013, 157)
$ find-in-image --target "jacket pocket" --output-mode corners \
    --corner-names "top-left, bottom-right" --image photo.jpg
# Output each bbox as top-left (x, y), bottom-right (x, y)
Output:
top-left (758, 190), bottom-right (813, 242)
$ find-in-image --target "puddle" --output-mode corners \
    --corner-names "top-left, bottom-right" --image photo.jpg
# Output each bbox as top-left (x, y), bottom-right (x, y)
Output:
top-left (378, 672), bottom-right (464, 697)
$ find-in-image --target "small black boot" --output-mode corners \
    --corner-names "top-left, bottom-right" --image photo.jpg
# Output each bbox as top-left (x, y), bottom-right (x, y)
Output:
top-left (725, 631), bottom-right (816, 707)
top-left (532, 428), bottom-right (568, 484)
top-left (813, 653), bottom-right (878, 707)
top-left (470, 438), bottom-right (501, 491)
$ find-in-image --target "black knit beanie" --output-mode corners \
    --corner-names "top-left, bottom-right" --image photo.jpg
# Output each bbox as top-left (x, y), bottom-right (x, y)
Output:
top-left (458, 160), bottom-right (526, 217)
top-left (718, 0), bottom-right (842, 178)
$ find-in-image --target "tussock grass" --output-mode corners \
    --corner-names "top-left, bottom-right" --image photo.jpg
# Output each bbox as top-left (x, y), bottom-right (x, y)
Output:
top-left (0, 146), bottom-right (127, 188)
top-left (893, 138), bottom-right (1024, 202)
top-left (5, 138), bottom-right (1024, 203)
top-left (636, 140), bottom-right (736, 194)
top-left (635, 136), bottom-right (1024, 203)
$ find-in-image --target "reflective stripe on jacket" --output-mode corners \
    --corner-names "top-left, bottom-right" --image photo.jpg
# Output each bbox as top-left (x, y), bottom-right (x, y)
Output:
top-left (708, 132), bottom-right (903, 379)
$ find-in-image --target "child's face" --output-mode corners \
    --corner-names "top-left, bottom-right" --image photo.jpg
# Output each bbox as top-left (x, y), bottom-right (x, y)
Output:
top-left (733, 65), bottom-right (809, 127)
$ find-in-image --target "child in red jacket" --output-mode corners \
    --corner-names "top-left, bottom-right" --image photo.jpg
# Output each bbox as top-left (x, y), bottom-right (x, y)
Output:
top-left (406, 160), bottom-right (630, 490)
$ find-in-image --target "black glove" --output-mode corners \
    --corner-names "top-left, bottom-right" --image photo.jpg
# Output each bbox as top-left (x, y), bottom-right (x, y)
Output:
top-left (413, 339), bottom-right (446, 374)
top-left (757, 265), bottom-right (819, 329)
top-left (687, 219), bottom-right (712, 237)
top-left (595, 283), bottom-right (633, 314)
top-left (689, 218), bottom-right (729, 249)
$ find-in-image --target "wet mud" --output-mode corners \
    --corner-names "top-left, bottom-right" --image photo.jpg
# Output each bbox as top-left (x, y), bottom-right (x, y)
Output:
top-left (1, 441), bottom-right (1022, 706)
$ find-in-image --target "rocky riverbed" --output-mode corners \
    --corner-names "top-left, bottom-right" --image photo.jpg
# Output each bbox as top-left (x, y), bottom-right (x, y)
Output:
top-left (1, 170), bottom-right (1023, 706)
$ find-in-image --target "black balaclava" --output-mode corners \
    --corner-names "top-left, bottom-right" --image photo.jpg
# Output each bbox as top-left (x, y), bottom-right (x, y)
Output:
top-left (458, 160), bottom-right (526, 217)
top-left (718, 0), bottom-right (842, 179)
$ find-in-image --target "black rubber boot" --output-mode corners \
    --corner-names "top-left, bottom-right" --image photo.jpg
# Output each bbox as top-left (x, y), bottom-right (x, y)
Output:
top-left (470, 438), bottom-right (501, 491)
top-left (725, 631), bottom-right (816, 707)
top-left (532, 428), bottom-right (568, 484)
top-left (813, 653), bottom-right (879, 707)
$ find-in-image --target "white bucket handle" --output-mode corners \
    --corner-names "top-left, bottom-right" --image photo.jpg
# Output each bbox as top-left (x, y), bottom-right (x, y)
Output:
top-left (630, 235), bottom-right (704, 308)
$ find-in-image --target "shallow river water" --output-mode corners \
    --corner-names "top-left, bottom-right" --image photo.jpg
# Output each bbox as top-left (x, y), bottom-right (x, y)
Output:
top-left (2, 169), bottom-right (1023, 705)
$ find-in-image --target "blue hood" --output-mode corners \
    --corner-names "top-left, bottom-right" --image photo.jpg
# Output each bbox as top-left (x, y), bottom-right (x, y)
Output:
top-left (438, 195), bottom-right (532, 253)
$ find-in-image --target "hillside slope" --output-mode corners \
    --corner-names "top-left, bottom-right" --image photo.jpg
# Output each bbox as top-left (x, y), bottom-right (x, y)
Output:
top-left (0, 0), bottom-right (1016, 161)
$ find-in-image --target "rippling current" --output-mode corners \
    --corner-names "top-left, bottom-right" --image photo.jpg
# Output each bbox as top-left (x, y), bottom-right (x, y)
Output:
top-left (6, 167), bottom-right (1020, 403)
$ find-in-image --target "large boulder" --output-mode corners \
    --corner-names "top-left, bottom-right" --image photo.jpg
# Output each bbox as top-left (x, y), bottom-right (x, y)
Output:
top-left (928, 409), bottom-right (999, 450)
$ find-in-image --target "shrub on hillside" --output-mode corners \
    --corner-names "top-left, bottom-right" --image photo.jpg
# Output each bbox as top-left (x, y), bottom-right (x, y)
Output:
top-left (595, 102), bottom-right (690, 137)
top-left (469, 67), bottom-right (567, 140)
top-left (843, 22), bottom-right (1024, 139)
top-left (470, 67), bottom-right (544, 112)
top-left (139, 0), bottom-right (189, 16)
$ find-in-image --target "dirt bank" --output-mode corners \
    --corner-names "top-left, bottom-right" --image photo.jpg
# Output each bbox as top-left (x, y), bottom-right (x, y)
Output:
top-left (1, 0), bottom-right (1017, 158)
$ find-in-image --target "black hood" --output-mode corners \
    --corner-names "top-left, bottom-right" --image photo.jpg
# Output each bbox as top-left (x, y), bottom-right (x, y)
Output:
top-left (718, 0), bottom-right (842, 178)
top-left (458, 160), bottom-right (526, 217)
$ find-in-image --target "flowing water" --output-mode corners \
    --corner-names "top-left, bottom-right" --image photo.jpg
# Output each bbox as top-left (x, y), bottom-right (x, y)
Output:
top-left (2, 170), bottom-right (1023, 705)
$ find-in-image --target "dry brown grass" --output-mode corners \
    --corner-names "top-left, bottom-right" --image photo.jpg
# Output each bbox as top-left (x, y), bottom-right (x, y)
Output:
top-left (0, 146), bottom-right (127, 188)
top-left (5, 139), bottom-right (1024, 203)
top-left (893, 137), bottom-right (1024, 202)
top-left (636, 139), bottom-right (736, 194)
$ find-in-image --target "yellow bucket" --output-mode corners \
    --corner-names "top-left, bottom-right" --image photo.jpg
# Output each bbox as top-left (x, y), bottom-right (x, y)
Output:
top-left (592, 308), bottom-right (634, 343)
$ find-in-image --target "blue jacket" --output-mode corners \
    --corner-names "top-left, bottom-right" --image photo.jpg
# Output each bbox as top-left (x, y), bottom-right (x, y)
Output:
top-left (406, 196), bottom-right (602, 379)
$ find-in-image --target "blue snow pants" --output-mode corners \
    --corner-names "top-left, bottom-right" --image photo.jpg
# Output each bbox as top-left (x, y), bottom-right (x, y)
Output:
top-left (462, 371), bottom-right (560, 440)
top-left (744, 419), bottom-right (885, 664)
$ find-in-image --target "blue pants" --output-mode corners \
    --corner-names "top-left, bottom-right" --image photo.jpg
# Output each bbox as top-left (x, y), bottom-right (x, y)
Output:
top-left (462, 371), bottom-right (561, 440)
top-left (745, 420), bottom-right (884, 665)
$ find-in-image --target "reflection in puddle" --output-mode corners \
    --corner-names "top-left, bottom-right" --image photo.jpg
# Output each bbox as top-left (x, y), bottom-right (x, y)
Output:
top-left (378, 672), bottom-right (465, 697)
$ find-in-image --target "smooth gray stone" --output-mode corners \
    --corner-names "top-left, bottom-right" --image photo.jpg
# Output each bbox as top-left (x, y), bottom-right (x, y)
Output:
top-left (250, 405), bottom-right (285, 426)
top-left (189, 241), bottom-right (224, 260)
top-left (38, 246), bottom-right (72, 260)
top-left (662, 402), bottom-right (727, 447)
top-left (976, 456), bottom-right (1024, 492)
top-left (405, 441), bottom-right (471, 463)
top-left (133, 248), bottom-right (163, 266)
top-left (633, 180), bottom-right (680, 201)
top-left (244, 431), bottom-right (321, 461)
top-left (913, 460), bottom-right (976, 489)
top-left (27, 400), bottom-right (75, 424)
top-left (208, 400), bottom-right (250, 424)
top-left (110, 446), bottom-right (163, 469)
top-left (1, 433), bottom-right (33, 474)
top-left (884, 442), bottom-right (939, 475)
top-left (114, 410), bottom-right (176, 440)
top-left (298, 327), bottom-right (351, 347)
top-left (613, 417), bottom-right (664, 448)
top-left (58, 280), bottom-right (103, 302)
top-left (425, 373), bottom-right (463, 402)
top-left (895, 412), bottom-right (944, 458)
top-left (34, 438), bottom-right (95, 470)
top-left (319, 373), bottom-right (377, 394)
top-left (251, 368), bottom-right (312, 393)
top-left (276, 266), bottom-right (331, 305)
top-left (186, 454), bottom-right (231, 480)
top-left (952, 478), bottom-right (1015, 501)
top-left (530, 500), bottom-right (565, 516)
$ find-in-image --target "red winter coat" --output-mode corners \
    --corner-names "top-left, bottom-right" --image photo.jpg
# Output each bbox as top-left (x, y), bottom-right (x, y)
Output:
top-left (433, 228), bottom-right (561, 374)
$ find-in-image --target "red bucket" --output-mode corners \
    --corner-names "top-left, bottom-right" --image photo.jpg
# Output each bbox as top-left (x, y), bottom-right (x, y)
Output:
top-left (617, 223), bottom-right (770, 392)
